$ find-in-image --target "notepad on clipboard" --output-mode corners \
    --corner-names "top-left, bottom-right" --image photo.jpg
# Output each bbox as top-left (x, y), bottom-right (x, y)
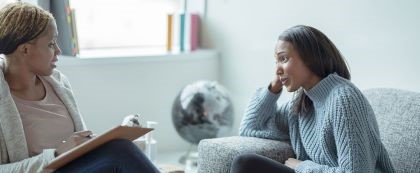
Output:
top-left (44, 126), bottom-right (153, 170)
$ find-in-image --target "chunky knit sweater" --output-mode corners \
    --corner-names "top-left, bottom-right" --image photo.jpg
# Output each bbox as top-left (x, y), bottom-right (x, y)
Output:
top-left (239, 74), bottom-right (395, 173)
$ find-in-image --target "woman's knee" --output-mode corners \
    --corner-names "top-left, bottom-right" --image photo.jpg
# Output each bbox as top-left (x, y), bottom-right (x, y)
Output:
top-left (231, 153), bottom-right (295, 173)
top-left (231, 153), bottom-right (261, 172)
top-left (57, 139), bottom-right (158, 173)
top-left (104, 138), bottom-right (133, 147)
top-left (232, 153), bottom-right (261, 165)
top-left (100, 139), bottom-right (136, 151)
top-left (95, 139), bottom-right (144, 158)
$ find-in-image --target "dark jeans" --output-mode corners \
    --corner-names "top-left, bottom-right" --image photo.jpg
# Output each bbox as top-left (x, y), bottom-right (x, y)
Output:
top-left (230, 153), bottom-right (295, 173)
top-left (55, 139), bottom-right (160, 173)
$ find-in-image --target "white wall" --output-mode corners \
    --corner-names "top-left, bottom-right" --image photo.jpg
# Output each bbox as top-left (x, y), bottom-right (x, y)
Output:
top-left (201, 0), bottom-right (420, 135)
top-left (57, 50), bottom-right (219, 152)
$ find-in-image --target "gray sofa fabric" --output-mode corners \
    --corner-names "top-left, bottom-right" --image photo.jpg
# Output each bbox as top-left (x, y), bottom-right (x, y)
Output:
top-left (198, 136), bottom-right (294, 173)
top-left (198, 88), bottom-right (420, 173)
top-left (363, 88), bottom-right (420, 172)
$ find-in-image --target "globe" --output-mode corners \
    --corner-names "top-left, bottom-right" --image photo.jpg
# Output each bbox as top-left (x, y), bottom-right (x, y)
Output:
top-left (172, 81), bottom-right (234, 145)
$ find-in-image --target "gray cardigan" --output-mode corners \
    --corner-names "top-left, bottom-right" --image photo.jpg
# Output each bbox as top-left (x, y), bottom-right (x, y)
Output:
top-left (240, 74), bottom-right (395, 173)
top-left (0, 58), bottom-right (86, 173)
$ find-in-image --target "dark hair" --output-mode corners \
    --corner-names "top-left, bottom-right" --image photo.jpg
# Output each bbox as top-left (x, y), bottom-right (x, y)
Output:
top-left (0, 2), bottom-right (54, 55)
top-left (278, 25), bottom-right (350, 114)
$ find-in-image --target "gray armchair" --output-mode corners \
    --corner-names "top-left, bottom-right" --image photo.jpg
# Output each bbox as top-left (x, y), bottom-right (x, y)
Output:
top-left (198, 88), bottom-right (420, 173)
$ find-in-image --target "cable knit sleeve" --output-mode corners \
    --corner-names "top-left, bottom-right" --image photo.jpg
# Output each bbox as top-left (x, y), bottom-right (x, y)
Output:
top-left (239, 87), bottom-right (291, 140)
top-left (296, 87), bottom-right (378, 173)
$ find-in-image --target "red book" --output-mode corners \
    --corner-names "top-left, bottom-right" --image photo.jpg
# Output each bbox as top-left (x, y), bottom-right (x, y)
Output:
top-left (190, 14), bottom-right (199, 51)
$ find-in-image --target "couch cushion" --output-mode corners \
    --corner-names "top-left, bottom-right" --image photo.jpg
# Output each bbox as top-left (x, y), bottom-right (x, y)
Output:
top-left (198, 136), bottom-right (294, 173)
top-left (363, 88), bottom-right (420, 172)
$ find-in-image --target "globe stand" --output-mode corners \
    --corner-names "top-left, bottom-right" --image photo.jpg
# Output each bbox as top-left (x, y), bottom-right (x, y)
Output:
top-left (179, 144), bottom-right (198, 167)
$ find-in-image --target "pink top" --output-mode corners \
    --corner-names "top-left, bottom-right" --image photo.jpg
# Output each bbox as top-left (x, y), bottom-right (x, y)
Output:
top-left (12, 77), bottom-right (75, 157)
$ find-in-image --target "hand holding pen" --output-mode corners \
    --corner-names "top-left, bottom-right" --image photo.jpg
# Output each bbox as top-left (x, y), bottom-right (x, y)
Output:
top-left (54, 130), bottom-right (94, 157)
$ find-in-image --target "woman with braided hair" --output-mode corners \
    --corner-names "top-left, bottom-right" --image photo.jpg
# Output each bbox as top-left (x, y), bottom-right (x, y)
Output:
top-left (0, 2), bottom-right (159, 173)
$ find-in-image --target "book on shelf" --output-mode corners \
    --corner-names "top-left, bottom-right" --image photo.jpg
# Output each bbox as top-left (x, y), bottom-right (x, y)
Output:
top-left (190, 13), bottom-right (199, 51)
top-left (167, 14), bottom-right (173, 52)
top-left (50, 0), bottom-right (79, 56)
top-left (179, 13), bottom-right (186, 52)
top-left (69, 9), bottom-right (79, 56)
top-left (167, 13), bottom-right (200, 53)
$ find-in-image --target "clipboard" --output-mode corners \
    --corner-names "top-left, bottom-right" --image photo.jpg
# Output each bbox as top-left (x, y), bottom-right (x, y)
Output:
top-left (44, 126), bottom-right (153, 170)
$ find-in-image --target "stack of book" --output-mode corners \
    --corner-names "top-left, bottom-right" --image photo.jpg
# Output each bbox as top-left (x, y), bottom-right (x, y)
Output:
top-left (50, 0), bottom-right (79, 56)
top-left (167, 13), bottom-right (200, 53)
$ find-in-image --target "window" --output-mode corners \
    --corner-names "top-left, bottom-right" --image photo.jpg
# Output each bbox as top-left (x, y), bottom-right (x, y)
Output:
top-left (0, 0), bottom-right (17, 6)
top-left (70, 0), bottom-right (181, 56)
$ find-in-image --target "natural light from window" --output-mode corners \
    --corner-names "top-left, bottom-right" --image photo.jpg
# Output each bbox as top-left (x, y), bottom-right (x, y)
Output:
top-left (0, 0), bottom-right (16, 6)
top-left (70, 0), bottom-right (181, 57)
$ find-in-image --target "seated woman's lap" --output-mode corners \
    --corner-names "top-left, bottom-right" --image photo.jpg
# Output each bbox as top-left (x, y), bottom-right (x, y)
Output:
top-left (55, 139), bottom-right (160, 173)
top-left (230, 153), bottom-right (295, 173)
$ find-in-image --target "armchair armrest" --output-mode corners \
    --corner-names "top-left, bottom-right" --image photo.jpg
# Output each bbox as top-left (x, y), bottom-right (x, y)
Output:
top-left (197, 136), bottom-right (295, 173)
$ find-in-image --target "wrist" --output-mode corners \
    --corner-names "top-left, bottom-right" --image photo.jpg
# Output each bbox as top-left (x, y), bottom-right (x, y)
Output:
top-left (268, 83), bottom-right (282, 94)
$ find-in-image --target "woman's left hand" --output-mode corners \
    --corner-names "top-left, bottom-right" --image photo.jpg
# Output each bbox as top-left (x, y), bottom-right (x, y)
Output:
top-left (285, 158), bottom-right (303, 170)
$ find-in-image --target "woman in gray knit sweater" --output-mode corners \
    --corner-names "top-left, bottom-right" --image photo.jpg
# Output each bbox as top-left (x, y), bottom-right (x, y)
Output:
top-left (230, 25), bottom-right (395, 173)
